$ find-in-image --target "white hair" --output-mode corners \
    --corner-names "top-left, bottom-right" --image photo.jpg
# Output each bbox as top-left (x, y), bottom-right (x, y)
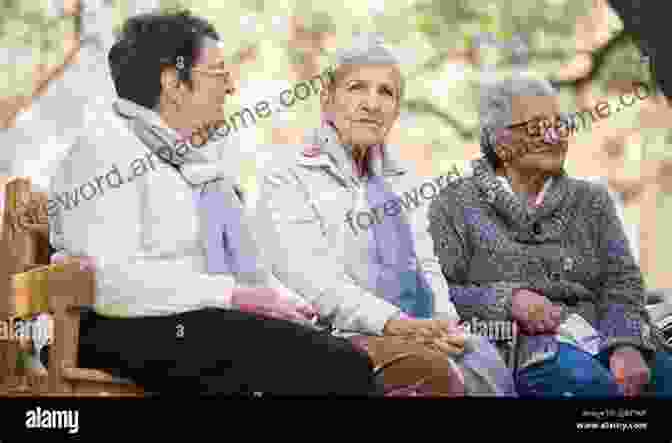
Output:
top-left (478, 74), bottom-right (556, 165)
top-left (479, 74), bottom-right (556, 133)
top-left (329, 33), bottom-right (405, 100)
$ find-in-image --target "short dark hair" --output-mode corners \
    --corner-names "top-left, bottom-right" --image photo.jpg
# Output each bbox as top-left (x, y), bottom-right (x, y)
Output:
top-left (108, 9), bottom-right (220, 109)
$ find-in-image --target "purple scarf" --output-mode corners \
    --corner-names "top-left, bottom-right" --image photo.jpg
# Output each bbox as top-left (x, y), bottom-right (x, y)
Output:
top-left (363, 152), bottom-right (433, 318)
top-left (196, 182), bottom-right (258, 277)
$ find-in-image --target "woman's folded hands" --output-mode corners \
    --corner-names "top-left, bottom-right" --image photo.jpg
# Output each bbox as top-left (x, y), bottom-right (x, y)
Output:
top-left (50, 252), bottom-right (97, 271)
top-left (231, 286), bottom-right (318, 324)
top-left (383, 317), bottom-right (469, 356)
top-left (511, 288), bottom-right (563, 335)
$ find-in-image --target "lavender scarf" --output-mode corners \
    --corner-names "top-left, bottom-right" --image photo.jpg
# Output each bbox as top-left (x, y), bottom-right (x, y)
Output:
top-left (364, 173), bottom-right (434, 318)
top-left (126, 115), bottom-right (265, 284)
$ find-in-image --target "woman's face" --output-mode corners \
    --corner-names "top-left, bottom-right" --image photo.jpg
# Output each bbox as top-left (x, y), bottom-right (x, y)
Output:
top-left (321, 64), bottom-right (401, 148)
top-left (495, 95), bottom-right (568, 175)
top-left (164, 38), bottom-right (238, 131)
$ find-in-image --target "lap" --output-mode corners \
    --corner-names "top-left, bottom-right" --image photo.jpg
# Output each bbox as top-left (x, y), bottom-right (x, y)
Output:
top-left (517, 343), bottom-right (620, 397)
top-left (646, 349), bottom-right (672, 396)
top-left (79, 308), bottom-right (376, 395)
top-left (350, 335), bottom-right (465, 396)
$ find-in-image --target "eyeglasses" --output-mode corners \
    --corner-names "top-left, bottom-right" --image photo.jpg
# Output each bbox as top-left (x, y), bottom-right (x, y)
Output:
top-left (191, 67), bottom-right (231, 79)
top-left (508, 113), bottom-right (574, 137)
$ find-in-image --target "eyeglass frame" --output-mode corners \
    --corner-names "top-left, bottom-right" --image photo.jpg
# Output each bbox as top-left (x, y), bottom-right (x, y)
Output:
top-left (506, 112), bottom-right (574, 138)
top-left (190, 66), bottom-right (231, 79)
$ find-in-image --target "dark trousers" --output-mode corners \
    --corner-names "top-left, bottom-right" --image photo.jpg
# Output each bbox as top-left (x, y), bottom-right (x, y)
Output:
top-left (78, 307), bottom-right (381, 396)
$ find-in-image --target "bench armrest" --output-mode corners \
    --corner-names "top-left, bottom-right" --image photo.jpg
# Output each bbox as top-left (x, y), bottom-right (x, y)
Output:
top-left (11, 263), bottom-right (95, 319)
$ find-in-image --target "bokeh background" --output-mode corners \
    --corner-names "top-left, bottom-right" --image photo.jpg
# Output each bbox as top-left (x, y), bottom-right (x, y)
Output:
top-left (1, 0), bottom-right (671, 288)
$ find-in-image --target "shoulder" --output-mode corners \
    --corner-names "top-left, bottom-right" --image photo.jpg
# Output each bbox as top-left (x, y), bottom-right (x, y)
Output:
top-left (565, 176), bottom-right (612, 210)
top-left (258, 141), bottom-right (331, 186)
top-left (76, 108), bottom-right (142, 163)
top-left (256, 142), bottom-right (328, 203)
top-left (428, 162), bottom-right (479, 218)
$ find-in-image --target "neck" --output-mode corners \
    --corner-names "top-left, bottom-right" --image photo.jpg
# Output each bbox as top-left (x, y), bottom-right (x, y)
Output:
top-left (350, 144), bottom-right (371, 177)
top-left (496, 166), bottom-right (550, 195)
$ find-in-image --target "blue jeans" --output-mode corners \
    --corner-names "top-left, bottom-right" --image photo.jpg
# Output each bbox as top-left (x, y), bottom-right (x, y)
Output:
top-left (516, 342), bottom-right (672, 397)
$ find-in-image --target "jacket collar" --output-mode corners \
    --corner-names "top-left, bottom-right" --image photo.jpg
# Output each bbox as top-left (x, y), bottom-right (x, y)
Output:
top-left (113, 98), bottom-right (183, 148)
top-left (297, 121), bottom-right (406, 185)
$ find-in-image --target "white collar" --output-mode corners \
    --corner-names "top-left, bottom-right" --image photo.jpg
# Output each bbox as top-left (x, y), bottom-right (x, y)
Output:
top-left (297, 121), bottom-right (406, 178)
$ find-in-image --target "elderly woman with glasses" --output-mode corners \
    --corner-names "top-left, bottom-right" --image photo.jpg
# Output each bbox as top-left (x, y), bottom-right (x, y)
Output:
top-left (255, 35), bottom-right (516, 396)
top-left (428, 74), bottom-right (672, 397)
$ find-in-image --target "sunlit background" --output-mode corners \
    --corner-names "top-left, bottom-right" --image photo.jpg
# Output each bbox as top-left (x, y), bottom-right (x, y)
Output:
top-left (1, 0), bottom-right (671, 288)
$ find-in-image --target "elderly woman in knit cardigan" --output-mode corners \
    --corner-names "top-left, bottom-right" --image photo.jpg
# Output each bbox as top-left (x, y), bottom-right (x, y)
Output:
top-left (428, 74), bottom-right (672, 397)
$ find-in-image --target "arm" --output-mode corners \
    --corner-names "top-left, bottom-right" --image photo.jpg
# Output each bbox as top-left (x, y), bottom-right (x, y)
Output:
top-left (592, 185), bottom-right (656, 357)
top-left (50, 137), bottom-right (236, 315)
top-left (255, 168), bottom-right (401, 335)
top-left (427, 193), bottom-right (521, 323)
top-left (408, 180), bottom-right (459, 320)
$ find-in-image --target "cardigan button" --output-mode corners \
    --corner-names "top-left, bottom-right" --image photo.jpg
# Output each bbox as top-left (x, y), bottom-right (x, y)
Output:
top-left (563, 257), bottom-right (575, 272)
top-left (565, 294), bottom-right (579, 306)
top-left (533, 222), bottom-right (542, 235)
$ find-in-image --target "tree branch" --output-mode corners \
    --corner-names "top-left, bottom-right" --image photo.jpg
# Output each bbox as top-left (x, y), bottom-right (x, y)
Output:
top-left (550, 30), bottom-right (630, 89)
top-left (402, 99), bottom-right (477, 140)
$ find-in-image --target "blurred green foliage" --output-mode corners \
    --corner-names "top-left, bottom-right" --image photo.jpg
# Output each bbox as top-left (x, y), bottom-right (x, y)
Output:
top-left (1, 1), bottom-right (670, 285)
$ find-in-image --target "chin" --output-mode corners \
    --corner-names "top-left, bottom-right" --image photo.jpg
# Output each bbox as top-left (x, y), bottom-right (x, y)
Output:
top-left (351, 136), bottom-right (384, 147)
top-left (540, 161), bottom-right (565, 175)
top-left (349, 127), bottom-right (386, 146)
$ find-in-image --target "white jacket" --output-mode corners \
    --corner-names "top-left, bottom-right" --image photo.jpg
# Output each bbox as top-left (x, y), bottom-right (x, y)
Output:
top-left (48, 101), bottom-right (298, 317)
top-left (255, 123), bottom-right (459, 336)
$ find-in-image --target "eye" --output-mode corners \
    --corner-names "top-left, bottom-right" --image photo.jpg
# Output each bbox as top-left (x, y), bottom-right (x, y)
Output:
top-left (348, 83), bottom-right (363, 91)
top-left (380, 86), bottom-right (394, 97)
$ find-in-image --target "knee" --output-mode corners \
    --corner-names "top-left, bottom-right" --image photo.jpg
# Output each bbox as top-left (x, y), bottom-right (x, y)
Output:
top-left (324, 339), bottom-right (378, 393)
top-left (389, 351), bottom-right (466, 396)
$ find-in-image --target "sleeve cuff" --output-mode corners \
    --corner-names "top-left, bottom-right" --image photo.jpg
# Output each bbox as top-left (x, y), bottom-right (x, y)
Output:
top-left (332, 288), bottom-right (401, 336)
top-left (362, 297), bottom-right (402, 336)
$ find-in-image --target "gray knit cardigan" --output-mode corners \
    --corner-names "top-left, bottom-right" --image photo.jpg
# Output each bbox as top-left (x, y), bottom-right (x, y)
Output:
top-left (427, 158), bottom-right (670, 371)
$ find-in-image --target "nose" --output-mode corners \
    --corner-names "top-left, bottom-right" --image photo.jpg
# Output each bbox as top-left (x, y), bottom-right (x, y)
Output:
top-left (224, 67), bottom-right (239, 96)
top-left (360, 90), bottom-right (382, 112)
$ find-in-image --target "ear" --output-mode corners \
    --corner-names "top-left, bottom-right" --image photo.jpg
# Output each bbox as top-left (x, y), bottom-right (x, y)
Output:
top-left (160, 67), bottom-right (181, 100)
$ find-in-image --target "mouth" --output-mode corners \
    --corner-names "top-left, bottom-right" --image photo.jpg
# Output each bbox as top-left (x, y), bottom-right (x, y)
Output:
top-left (353, 119), bottom-right (382, 128)
top-left (529, 144), bottom-right (567, 155)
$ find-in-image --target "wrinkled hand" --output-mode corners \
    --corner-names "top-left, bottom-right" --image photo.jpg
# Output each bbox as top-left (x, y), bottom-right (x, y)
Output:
top-left (511, 289), bottom-right (562, 335)
top-left (610, 346), bottom-right (650, 397)
top-left (231, 287), bottom-right (317, 324)
top-left (383, 317), bottom-right (461, 337)
top-left (50, 253), bottom-right (96, 271)
top-left (383, 317), bottom-right (467, 355)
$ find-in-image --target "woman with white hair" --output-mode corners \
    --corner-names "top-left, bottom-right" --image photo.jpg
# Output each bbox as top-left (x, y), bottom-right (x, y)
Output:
top-left (256, 34), bottom-right (516, 396)
top-left (428, 73), bottom-right (672, 396)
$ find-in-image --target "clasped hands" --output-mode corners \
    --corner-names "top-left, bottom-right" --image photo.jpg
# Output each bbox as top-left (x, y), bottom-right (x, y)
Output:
top-left (512, 288), bottom-right (650, 396)
top-left (383, 317), bottom-right (468, 356)
top-left (511, 288), bottom-right (563, 335)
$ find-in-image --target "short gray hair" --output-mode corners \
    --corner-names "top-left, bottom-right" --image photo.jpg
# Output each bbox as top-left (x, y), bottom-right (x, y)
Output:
top-left (478, 74), bottom-right (556, 165)
top-left (328, 33), bottom-right (405, 100)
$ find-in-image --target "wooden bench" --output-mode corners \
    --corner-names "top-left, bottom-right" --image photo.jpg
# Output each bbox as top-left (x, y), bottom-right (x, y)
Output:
top-left (0, 177), bottom-right (145, 396)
